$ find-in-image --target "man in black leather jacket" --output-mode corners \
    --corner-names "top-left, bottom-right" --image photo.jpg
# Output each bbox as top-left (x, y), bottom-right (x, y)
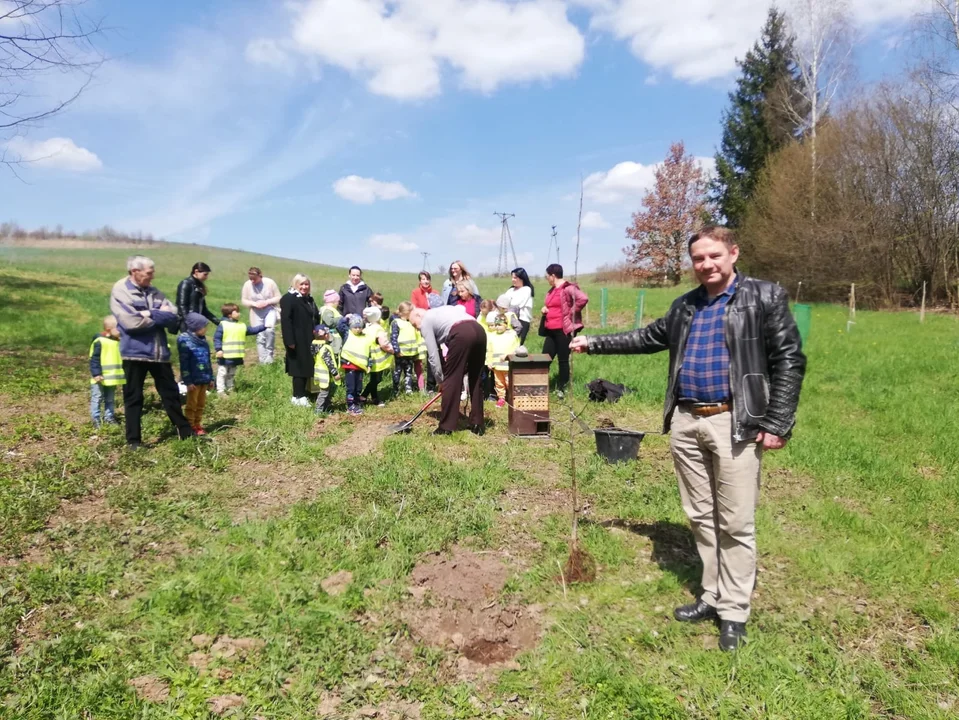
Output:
top-left (571, 226), bottom-right (805, 651)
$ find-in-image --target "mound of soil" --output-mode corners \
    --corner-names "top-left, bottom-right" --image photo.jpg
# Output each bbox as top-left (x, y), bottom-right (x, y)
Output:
top-left (402, 547), bottom-right (541, 669)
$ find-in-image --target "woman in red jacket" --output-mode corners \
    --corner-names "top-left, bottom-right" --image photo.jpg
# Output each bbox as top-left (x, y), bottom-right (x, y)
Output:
top-left (540, 263), bottom-right (588, 396)
top-left (410, 271), bottom-right (437, 310)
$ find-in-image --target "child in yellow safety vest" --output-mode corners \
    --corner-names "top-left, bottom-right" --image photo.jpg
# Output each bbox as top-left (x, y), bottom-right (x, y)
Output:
top-left (360, 306), bottom-right (395, 407)
top-left (89, 315), bottom-right (125, 427)
top-left (213, 303), bottom-right (267, 394)
top-left (341, 314), bottom-right (372, 415)
top-left (320, 289), bottom-right (343, 356)
top-left (311, 324), bottom-right (340, 415)
top-left (486, 311), bottom-right (520, 408)
top-left (390, 301), bottom-right (420, 395)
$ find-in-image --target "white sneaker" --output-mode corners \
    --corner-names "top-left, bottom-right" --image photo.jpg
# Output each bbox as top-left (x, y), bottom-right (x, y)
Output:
top-left (291, 397), bottom-right (302, 406)
top-left (298, 397), bottom-right (310, 406)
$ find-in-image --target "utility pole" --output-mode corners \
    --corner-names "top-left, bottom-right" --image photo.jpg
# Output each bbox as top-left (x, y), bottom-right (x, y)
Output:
top-left (546, 225), bottom-right (560, 265)
top-left (420, 251), bottom-right (431, 273)
top-left (493, 211), bottom-right (517, 276)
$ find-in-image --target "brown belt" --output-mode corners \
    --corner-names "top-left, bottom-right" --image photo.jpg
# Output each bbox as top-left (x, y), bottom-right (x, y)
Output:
top-left (681, 402), bottom-right (731, 418)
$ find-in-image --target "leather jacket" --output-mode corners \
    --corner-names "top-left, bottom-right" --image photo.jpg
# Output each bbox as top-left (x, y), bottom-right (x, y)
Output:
top-left (586, 275), bottom-right (806, 441)
top-left (176, 275), bottom-right (219, 326)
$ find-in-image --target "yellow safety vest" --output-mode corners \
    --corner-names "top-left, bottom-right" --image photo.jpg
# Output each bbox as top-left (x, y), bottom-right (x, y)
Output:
top-left (90, 336), bottom-right (125, 386)
top-left (416, 330), bottom-right (427, 361)
top-left (394, 318), bottom-right (418, 357)
top-left (341, 330), bottom-right (372, 372)
top-left (365, 324), bottom-right (393, 373)
top-left (312, 340), bottom-right (335, 389)
top-left (488, 330), bottom-right (520, 371)
top-left (221, 320), bottom-right (247, 360)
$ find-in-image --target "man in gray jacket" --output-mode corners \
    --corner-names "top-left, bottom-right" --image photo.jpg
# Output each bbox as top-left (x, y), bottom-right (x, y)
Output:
top-left (110, 256), bottom-right (195, 449)
top-left (571, 226), bottom-right (806, 651)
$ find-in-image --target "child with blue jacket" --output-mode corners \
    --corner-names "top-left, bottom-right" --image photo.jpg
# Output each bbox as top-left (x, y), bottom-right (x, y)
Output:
top-left (177, 313), bottom-right (214, 436)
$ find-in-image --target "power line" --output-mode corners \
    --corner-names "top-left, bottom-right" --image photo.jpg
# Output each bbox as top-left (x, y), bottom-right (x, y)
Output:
top-left (420, 251), bottom-right (431, 272)
top-left (546, 225), bottom-right (560, 265)
top-left (493, 211), bottom-right (517, 276)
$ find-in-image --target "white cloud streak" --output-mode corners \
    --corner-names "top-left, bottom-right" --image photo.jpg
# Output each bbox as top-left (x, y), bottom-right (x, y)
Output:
top-left (285, 0), bottom-right (585, 99)
top-left (333, 175), bottom-right (417, 204)
top-left (584, 156), bottom-right (714, 205)
top-left (369, 232), bottom-right (419, 251)
top-left (4, 136), bottom-right (102, 171)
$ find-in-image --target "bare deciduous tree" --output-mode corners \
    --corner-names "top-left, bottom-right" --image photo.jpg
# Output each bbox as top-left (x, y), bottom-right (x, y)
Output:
top-left (783, 0), bottom-right (853, 214)
top-left (1, 0), bottom-right (103, 164)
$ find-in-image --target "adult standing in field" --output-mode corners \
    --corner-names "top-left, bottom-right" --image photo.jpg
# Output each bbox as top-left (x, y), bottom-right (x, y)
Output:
top-left (540, 263), bottom-right (588, 397)
top-left (410, 306), bottom-right (486, 435)
top-left (280, 273), bottom-right (320, 406)
top-left (570, 226), bottom-right (806, 651)
top-left (441, 261), bottom-right (478, 306)
top-left (338, 266), bottom-right (375, 317)
top-left (241, 267), bottom-right (282, 364)
top-left (500, 267), bottom-right (535, 343)
top-left (410, 271), bottom-right (439, 310)
top-left (110, 256), bottom-right (195, 449)
top-left (176, 262), bottom-right (219, 330)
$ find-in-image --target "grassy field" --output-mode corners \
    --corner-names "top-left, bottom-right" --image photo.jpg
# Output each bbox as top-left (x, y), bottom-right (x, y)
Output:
top-left (1, 242), bottom-right (957, 719)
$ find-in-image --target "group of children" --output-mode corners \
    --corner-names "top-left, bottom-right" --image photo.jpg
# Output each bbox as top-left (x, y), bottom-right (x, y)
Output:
top-left (306, 289), bottom-right (523, 417)
top-left (88, 287), bottom-right (525, 431)
top-left (88, 302), bottom-right (266, 435)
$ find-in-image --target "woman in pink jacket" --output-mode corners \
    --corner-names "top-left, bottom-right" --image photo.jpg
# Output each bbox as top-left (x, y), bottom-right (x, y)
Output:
top-left (540, 263), bottom-right (588, 396)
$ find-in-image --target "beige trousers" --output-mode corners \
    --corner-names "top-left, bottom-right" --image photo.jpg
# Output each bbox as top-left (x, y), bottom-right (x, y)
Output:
top-left (670, 406), bottom-right (762, 623)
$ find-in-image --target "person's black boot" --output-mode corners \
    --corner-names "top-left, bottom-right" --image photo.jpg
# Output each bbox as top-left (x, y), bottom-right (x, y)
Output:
top-left (673, 599), bottom-right (718, 623)
top-left (719, 621), bottom-right (747, 651)
top-left (433, 428), bottom-right (453, 436)
top-left (468, 424), bottom-right (485, 436)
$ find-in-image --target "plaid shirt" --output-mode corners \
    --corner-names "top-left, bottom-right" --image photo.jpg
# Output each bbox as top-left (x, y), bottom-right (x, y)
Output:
top-left (677, 275), bottom-right (737, 403)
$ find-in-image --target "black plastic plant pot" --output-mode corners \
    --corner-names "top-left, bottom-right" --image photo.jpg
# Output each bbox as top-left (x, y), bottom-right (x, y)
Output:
top-left (593, 428), bottom-right (645, 463)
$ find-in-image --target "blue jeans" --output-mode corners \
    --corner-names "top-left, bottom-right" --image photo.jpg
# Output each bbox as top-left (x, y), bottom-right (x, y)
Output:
top-left (345, 370), bottom-right (364, 406)
top-left (90, 383), bottom-right (117, 424)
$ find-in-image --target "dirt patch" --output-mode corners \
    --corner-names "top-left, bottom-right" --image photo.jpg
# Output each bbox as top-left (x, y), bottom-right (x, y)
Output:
top-left (763, 466), bottom-right (816, 502)
top-left (207, 694), bottom-right (245, 715)
top-left (187, 634), bottom-right (265, 674)
top-left (401, 547), bottom-right (541, 673)
top-left (350, 700), bottom-right (423, 718)
top-left (321, 570), bottom-right (354, 597)
top-left (324, 421), bottom-right (393, 461)
top-left (128, 675), bottom-right (170, 703)
top-left (227, 460), bottom-right (338, 520)
top-left (48, 495), bottom-right (122, 529)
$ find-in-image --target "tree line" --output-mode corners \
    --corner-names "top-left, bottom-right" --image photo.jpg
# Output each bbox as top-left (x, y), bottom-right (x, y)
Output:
top-left (623, 1), bottom-right (959, 307)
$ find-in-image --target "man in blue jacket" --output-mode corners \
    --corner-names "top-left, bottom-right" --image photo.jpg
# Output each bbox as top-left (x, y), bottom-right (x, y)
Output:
top-left (110, 256), bottom-right (195, 449)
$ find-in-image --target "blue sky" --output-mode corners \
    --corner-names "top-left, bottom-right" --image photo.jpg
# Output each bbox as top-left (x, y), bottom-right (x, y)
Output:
top-left (1, 0), bottom-right (926, 274)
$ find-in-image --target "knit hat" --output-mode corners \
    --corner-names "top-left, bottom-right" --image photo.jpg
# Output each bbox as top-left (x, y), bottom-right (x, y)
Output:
top-left (313, 324), bottom-right (329, 335)
top-left (184, 312), bottom-right (208, 332)
top-left (496, 293), bottom-right (513, 310)
top-left (347, 314), bottom-right (365, 330)
top-left (323, 289), bottom-right (339, 303)
top-left (486, 311), bottom-right (501, 325)
top-left (362, 307), bottom-right (382, 324)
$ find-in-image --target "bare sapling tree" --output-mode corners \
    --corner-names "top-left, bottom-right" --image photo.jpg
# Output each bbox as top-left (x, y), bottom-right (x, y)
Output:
top-left (1, 0), bottom-right (103, 166)
top-left (783, 0), bottom-right (853, 215)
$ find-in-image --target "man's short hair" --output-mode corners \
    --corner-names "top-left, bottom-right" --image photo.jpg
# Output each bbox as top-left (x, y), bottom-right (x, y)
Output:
top-left (248, 266), bottom-right (262, 275)
top-left (127, 255), bottom-right (154, 272)
top-left (349, 265), bottom-right (362, 274)
top-left (221, 303), bottom-right (239, 316)
top-left (688, 226), bottom-right (736, 253)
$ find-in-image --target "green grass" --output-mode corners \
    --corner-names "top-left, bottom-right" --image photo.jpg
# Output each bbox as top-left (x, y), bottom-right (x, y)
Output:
top-left (1, 242), bottom-right (958, 718)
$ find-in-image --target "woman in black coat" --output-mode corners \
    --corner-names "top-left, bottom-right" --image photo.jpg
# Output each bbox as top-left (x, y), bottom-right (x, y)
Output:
top-left (280, 273), bottom-right (320, 405)
top-left (176, 262), bottom-right (219, 328)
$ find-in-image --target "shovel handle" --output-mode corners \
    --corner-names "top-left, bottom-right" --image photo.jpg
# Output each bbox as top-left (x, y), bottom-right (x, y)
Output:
top-left (406, 389), bottom-right (442, 425)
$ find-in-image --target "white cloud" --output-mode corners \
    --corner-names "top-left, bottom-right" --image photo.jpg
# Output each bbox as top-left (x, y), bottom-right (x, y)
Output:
top-left (579, 0), bottom-right (927, 83)
top-left (584, 156), bottom-right (714, 205)
top-left (369, 233), bottom-right (419, 251)
top-left (333, 175), bottom-right (416, 204)
top-left (287, 0), bottom-right (585, 100)
top-left (4, 136), bottom-right (102, 172)
top-left (245, 38), bottom-right (296, 73)
top-left (581, 210), bottom-right (611, 229)
top-left (453, 223), bottom-right (502, 246)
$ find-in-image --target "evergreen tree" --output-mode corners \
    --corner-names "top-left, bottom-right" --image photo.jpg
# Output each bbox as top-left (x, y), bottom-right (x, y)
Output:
top-left (712, 8), bottom-right (806, 228)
